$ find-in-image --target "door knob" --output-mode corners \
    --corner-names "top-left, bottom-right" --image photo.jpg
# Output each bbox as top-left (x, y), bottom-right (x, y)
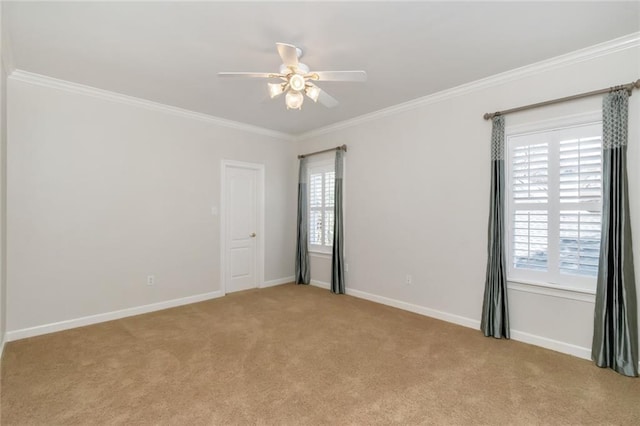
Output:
top-left (250, 232), bottom-right (256, 238)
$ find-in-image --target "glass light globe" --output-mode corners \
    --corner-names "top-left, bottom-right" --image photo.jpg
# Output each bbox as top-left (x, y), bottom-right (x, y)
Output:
top-left (268, 83), bottom-right (284, 99)
top-left (289, 74), bottom-right (306, 92)
top-left (285, 90), bottom-right (304, 110)
top-left (305, 85), bottom-right (320, 102)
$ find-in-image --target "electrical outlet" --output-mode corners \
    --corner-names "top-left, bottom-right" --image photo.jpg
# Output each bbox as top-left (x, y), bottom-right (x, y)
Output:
top-left (345, 263), bottom-right (349, 272)
top-left (405, 274), bottom-right (412, 285)
top-left (147, 275), bottom-right (155, 286)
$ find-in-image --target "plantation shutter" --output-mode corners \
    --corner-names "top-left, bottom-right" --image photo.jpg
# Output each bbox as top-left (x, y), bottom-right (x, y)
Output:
top-left (558, 135), bottom-right (603, 277)
top-left (309, 172), bottom-right (323, 245)
top-left (308, 163), bottom-right (335, 250)
top-left (511, 142), bottom-right (549, 271)
top-left (507, 120), bottom-right (603, 290)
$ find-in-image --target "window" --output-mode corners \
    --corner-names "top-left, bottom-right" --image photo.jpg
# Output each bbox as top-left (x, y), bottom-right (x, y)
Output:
top-left (506, 119), bottom-right (602, 292)
top-left (308, 161), bottom-right (335, 253)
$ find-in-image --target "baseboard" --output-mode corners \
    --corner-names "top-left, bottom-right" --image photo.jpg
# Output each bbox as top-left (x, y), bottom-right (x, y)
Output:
top-left (5, 290), bottom-right (224, 342)
top-left (310, 279), bottom-right (331, 290)
top-left (311, 281), bottom-right (594, 362)
top-left (0, 333), bottom-right (5, 361)
top-left (346, 288), bottom-right (482, 330)
top-left (3, 282), bottom-right (619, 368)
top-left (261, 276), bottom-right (294, 288)
top-left (509, 329), bottom-right (591, 360)
top-left (311, 281), bottom-right (479, 329)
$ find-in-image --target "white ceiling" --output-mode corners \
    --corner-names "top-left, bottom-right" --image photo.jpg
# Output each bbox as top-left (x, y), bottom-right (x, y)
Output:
top-left (5, 1), bottom-right (640, 135)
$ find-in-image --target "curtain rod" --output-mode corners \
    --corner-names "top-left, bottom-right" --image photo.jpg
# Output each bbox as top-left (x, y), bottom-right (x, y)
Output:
top-left (483, 79), bottom-right (640, 120)
top-left (298, 144), bottom-right (347, 159)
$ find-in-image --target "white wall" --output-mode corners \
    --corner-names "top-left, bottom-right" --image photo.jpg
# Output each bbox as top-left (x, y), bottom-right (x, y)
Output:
top-left (297, 43), bottom-right (640, 359)
top-left (0, 2), bottom-right (7, 352)
top-left (6, 78), bottom-right (296, 333)
top-left (3, 33), bottom-right (638, 363)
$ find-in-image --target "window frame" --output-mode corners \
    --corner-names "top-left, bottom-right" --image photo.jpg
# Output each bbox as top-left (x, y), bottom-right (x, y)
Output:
top-left (504, 112), bottom-right (603, 294)
top-left (307, 159), bottom-right (335, 255)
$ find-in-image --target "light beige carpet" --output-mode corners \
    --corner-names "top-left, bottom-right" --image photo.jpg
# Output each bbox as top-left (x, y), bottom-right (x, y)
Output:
top-left (1, 284), bottom-right (639, 425)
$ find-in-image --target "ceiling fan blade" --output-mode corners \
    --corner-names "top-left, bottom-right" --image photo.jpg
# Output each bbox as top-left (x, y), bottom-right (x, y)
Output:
top-left (276, 43), bottom-right (299, 68)
top-left (218, 72), bottom-right (281, 79)
top-left (317, 88), bottom-right (339, 108)
top-left (311, 71), bottom-right (367, 82)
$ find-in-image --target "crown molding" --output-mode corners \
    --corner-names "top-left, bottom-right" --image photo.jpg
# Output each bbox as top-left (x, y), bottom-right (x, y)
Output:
top-left (9, 70), bottom-right (295, 141)
top-left (5, 32), bottom-right (638, 142)
top-left (296, 32), bottom-right (640, 141)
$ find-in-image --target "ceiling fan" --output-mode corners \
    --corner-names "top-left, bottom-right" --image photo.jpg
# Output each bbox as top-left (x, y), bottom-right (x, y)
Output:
top-left (218, 43), bottom-right (367, 110)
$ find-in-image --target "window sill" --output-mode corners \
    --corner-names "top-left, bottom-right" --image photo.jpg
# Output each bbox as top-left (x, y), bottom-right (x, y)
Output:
top-left (309, 250), bottom-right (332, 258)
top-left (507, 279), bottom-right (596, 303)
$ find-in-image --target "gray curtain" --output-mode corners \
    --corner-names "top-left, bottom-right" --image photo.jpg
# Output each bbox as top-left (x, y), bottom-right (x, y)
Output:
top-left (592, 90), bottom-right (638, 377)
top-left (481, 116), bottom-right (510, 339)
top-left (295, 158), bottom-right (310, 284)
top-left (331, 150), bottom-right (345, 294)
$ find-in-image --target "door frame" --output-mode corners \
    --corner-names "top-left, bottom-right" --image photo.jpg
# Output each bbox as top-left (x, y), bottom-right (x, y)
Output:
top-left (220, 160), bottom-right (265, 295)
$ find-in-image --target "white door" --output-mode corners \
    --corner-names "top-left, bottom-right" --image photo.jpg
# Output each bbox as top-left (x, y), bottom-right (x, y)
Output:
top-left (222, 161), bottom-right (264, 294)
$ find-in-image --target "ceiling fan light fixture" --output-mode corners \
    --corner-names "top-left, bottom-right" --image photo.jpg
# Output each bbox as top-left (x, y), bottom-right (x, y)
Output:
top-left (218, 42), bottom-right (366, 111)
top-left (289, 74), bottom-right (306, 92)
top-left (285, 90), bottom-right (304, 110)
top-left (305, 85), bottom-right (320, 102)
top-left (268, 83), bottom-right (284, 99)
